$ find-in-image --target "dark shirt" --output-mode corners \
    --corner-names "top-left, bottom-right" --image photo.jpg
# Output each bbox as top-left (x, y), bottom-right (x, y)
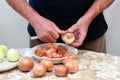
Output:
top-left (28, 0), bottom-right (108, 42)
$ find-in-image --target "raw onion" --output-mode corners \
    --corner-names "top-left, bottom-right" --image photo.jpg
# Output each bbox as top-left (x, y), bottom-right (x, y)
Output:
top-left (63, 58), bottom-right (78, 73)
top-left (55, 64), bottom-right (67, 77)
top-left (32, 63), bottom-right (47, 77)
top-left (40, 59), bottom-right (54, 71)
top-left (18, 56), bottom-right (34, 72)
top-left (61, 32), bottom-right (75, 44)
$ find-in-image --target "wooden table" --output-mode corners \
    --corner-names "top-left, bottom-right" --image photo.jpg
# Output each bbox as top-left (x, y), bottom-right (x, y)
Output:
top-left (1, 50), bottom-right (120, 80)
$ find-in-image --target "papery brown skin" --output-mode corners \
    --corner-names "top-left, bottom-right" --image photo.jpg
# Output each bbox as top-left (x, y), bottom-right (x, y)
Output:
top-left (40, 59), bottom-right (54, 71)
top-left (55, 64), bottom-right (67, 77)
top-left (18, 56), bottom-right (34, 72)
top-left (32, 63), bottom-right (47, 77)
top-left (62, 58), bottom-right (78, 73)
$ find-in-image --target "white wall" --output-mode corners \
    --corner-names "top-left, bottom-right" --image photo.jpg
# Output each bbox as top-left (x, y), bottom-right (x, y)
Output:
top-left (0, 0), bottom-right (29, 49)
top-left (0, 0), bottom-right (120, 55)
top-left (104, 0), bottom-right (120, 56)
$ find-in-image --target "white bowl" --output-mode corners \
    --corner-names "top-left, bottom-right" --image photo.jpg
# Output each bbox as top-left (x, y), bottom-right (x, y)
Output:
top-left (31, 43), bottom-right (78, 64)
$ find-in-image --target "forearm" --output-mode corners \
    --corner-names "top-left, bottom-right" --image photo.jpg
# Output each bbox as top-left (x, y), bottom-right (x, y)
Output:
top-left (78, 0), bottom-right (114, 25)
top-left (6, 0), bottom-right (43, 27)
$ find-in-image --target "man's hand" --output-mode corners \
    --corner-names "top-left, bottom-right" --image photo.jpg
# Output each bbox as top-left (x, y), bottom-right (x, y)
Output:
top-left (67, 0), bottom-right (114, 47)
top-left (32, 17), bottom-right (62, 43)
top-left (68, 18), bottom-right (89, 47)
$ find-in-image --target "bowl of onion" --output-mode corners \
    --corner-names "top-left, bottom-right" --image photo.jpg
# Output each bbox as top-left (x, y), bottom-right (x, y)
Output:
top-left (31, 43), bottom-right (78, 64)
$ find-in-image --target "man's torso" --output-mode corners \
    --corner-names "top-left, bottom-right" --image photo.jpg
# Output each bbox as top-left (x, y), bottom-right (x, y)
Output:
top-left (28, 0), bottom-right (108, 42)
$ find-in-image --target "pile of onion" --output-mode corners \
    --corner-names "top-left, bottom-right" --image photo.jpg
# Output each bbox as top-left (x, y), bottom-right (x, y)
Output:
top-left (18, 56), bottom-right (34, 72)
top-left (61, 32), bottom-right (75, 44)
top-left (32, 59), bottom-right (54, 77)
top-left (18, 51), bottom-right (78, 77)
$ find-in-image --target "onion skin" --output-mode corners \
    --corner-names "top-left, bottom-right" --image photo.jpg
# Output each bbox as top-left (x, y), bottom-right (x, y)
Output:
top-left (63, 58), bottom-right (78, 73)
top-left (61, 32), bottom-right (75, 44)
top-left (55, 64), bottom-right (67, 77)
top-left (32, 63), bottom-right (47, 77)
top-left (18, 56), bottom-right (34, 72)
top-left (40, 59), bottom-right (54, 71)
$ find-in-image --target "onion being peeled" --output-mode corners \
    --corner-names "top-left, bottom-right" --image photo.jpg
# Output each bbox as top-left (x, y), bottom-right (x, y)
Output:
top-left (63, 58), bottom-right (78, 73)
top-left (18, 56), bottom-right (34, 72)
top-left (40, 59), bottom-right (54, 71)
top-left (32, 63), bottom-right (47, 77)
top-left (55, 64), bottom-right (67, 77)
top-left (61, 32), bottom-right (75, 44)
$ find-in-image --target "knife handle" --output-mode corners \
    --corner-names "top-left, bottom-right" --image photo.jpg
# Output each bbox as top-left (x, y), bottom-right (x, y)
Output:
top-left (30, 36), bottom-right (39, 40)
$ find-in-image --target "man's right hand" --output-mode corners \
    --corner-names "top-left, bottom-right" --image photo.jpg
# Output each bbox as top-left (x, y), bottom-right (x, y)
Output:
top-left (31, 16), bottom-right (62, 43)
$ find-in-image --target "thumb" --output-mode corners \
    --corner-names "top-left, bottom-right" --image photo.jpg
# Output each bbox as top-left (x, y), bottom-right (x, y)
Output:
top-left (56, 28), bottom-right (63, 34)
top-left (68, 25), bottom-right (79, 33)
top-left (68, 27), bottom-right (75, 33)
top-left (53, 26), bottom-right (63, 34)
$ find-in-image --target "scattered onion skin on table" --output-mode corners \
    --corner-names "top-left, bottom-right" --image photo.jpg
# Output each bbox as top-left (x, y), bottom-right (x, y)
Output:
top-left (18, 56), bottom-right (34, 72)
top-left (54, 64), bottom-right (67, 77)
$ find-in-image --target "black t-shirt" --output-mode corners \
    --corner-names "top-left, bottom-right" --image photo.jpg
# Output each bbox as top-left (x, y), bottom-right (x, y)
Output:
top-left (28, 0), bottom-right (108, 42)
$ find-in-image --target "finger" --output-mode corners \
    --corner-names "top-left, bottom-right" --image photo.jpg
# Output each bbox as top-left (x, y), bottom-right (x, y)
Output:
top-left (70, 35), bottom-right (81, 47)
top-left (68, 26), bottom-right (75, 33)
top-left (52, 25), bottom-right (63, 34)
top-left (40, 35), bottom-right (56, 43)
top-left (50, 31), bottom-right (59, 40)
top-left (70, 32), bottom-right (85, 47)
top-left (70, 39), bottom-right (82, 47)
top-left (68, 25), bottom-right (79, 33)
